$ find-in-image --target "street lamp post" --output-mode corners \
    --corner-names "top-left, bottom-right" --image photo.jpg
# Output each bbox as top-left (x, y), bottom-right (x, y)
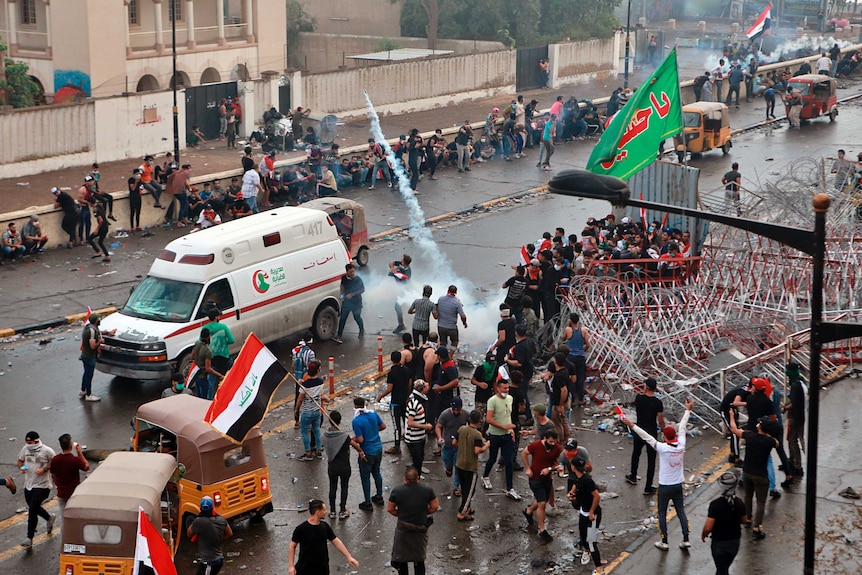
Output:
top-left (624, 0), bottom-right (633, 89)
top-left (548, 169), bottom-right (862, 575)
top-left (171, 0), bottom-right (180, 165)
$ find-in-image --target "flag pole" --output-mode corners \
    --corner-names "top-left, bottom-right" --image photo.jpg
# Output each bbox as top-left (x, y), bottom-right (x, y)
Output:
top-left (290, 373), bottom-right (340, 429)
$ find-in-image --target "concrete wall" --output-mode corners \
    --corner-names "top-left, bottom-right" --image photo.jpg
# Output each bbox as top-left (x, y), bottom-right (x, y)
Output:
top-left (0, 103), bottom-right (94, 167)
top-left (301, 51), bottom-right (516, 117)
top-left (294, 32), bottom-right (506, 72)
top-left (299, 0), bottom-right (402, 37)
top-left (0, 90), bottom-right (185, 180)
top-left (550, 35), bottom-right (622, 88)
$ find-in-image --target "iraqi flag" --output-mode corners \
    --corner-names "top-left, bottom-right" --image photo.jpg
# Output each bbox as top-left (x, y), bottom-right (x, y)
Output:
top-left (204, 333), bottom-right (288, 443)
top-left (184, 361), bottom-right (200, 389)
top-left (747, 5), bottom-right (771, 40)
top-left (518, 245), bottom-right (531, 266)
top-left (133, 507), bottom-right (177, 575)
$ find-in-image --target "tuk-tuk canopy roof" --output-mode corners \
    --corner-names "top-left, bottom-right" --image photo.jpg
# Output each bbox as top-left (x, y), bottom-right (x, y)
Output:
top-left (302, 197), bottom-right (367, 231)
top-left (787, 74), bottom-right (838, 87)
top-left (682, 102), bottom-right (730, 126)
top-left (136, 394), bottom-right (263, 484)
top-left (63, 452), bottom-right (176, 527)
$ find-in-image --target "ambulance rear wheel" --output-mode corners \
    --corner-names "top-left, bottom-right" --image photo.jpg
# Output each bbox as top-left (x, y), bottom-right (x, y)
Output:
top-left (313, 305), bottom-right (339, 341)
top-left (356, 246), bottom-right (369, 267)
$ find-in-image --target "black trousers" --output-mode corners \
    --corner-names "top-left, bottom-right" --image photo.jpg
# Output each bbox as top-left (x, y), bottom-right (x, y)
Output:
top-left (631, 432), bottom-right (658, 487)
top-left (25, 487), bottom-right (51, 539)
top-left (328, 467), bottom-right (350, 512)
top-left (406, 439), bottom-right (425, 474)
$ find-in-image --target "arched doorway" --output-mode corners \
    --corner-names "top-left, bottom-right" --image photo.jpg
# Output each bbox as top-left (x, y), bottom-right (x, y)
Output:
top-left (28, 76), bottom-right (46, 105)
top-left (169, 71), bottom-right (191, 89)
top-left (200, 67), bottom-right (221, 84)
top-left (136, 74), bottom-right (160, 92)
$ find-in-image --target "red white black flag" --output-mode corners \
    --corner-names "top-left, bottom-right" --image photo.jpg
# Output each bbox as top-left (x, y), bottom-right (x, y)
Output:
top-left (204, 333), bottom-right (288, 443)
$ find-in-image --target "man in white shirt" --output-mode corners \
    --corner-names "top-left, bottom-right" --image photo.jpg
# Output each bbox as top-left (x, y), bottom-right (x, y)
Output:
top-left (816, 52), bottom-right (832, 75)
top-left (621, 397), bottom-right (695, 551)
top-left (196, 205), bottom-right (222, 229)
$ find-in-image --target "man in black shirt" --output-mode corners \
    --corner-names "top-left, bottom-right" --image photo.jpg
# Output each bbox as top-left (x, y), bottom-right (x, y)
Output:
top-left (781, 362), bottom-right (806, 476)
top-left (567, 457), bottom-right (603, 574)
top-left (506, 324), bottom-right (535, 417)
top-left (701, 472), bottom-right (748, 575)
top-left (502, 267), bottom-right (528, 324)
top-left (746, 377), bottom-right (795, 493)
top-left (377, 351), bottom-right (412, 455)
top-left (388, 468), bottom-right (439, 575)
top-left (719, 384), bottom-right (750, 465)
top-left (547, 352), bottom-right (570, 442)
top-left (491, 305), bottom-right (517, 367)
top-left (722, 162), bottom-right (742, 215)
top-left (625, 378), bottom-right (665, 495)
top-left (728, 412), bottom-right (777, 541)
top-left (470, 353), bottom-right (497, 434)
top-left (289, 499), bottom-right (359, 575)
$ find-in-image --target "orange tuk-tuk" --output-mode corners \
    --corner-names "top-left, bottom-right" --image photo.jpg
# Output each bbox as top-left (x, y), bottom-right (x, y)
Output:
top-left (59, 452), bottom-right (179, 575)
top-left (133, 395), bottom-right (273, 532)
top-left (302, 198), bottom-right (370, 267)
top-left (784, 74), bottom-right (838, 122)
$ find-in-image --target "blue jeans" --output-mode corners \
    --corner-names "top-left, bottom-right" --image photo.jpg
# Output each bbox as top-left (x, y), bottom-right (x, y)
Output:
top-left (245, 193), bottom-right (259, 213)
top-left (194, 376), bottom-right (211, 400)
top-left (442, 444), bottom-right (460, 488)
top-left (358, 450), bottom-right (383, 503)
top-left (338, 302), bottom-right (364, 336)
top-left (1, 245), bottom-right (26, 259)
top-left (767, 456), bottom-right (775, 491)
top-left (657, 483), bottom-right (690, 542)
top-left (482, 433), bottom-right (515, 490)
top-left (80, 356), bottom-right (96, 395)
top-left (78, 205), bottom-right (91, 241)
top-left (371, 159), bottom-right (389, 187)
top-left (300, 411), bottom-right (322, 453)
top-left (178, 192), bottom-right (189, 221)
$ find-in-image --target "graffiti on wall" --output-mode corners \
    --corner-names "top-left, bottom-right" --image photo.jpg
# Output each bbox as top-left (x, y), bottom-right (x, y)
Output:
top-left (53, 70), bottom-right (91, 104)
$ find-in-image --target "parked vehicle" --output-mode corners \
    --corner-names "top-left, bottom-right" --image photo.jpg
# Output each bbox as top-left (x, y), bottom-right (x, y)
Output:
top-left (59, 452), bottom-right (179, 575)
top-left (97, 207), bottom-right (350, 380)
top-left (302, 198), bottom-right (370, 267)
top-left (674, 102), bottom-right (732, 162)
top-left (133, 394), bottom-right (274, 530)
top-left (784, 74), bottom-right (838, 122)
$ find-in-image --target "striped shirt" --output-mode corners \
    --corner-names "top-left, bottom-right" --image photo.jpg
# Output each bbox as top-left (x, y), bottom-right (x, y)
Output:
top-left (436, 294), bottom-right (465, 330)
top-left (405, 391), bottom-right (428, 443)
top-left (300, 377), bottom-right (324, 413)
top-left (409, 298), bottom-right (436, 332)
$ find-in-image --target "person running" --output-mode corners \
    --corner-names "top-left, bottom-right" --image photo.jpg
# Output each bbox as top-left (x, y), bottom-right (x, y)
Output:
top-left (728, 410), bottom-right (777, 541)
top-left (522, 429), bottom-right (563, 543)
top-left (188, 496), bottom-right (233, 575)
top-left (702, 472), bottom-right (748, 575)
top-left (289, 499), bottom-right (360, 575)
top-left (481, 378), bottom-right (521, 500)
top-left (334, 264), bottom-right (365, 343)
top-left (625, 377), bottom-right (665, 494)
top-left (389, 254), bottom-right (412, 334)
top-left (17, 431), bottom-right (56, 550)
top-left (621, 397), bottom-right (694, 550)
top-left (568, 455), bottom-right (605, 575)
top-left (50, 434), bottom-right (90, 521)
top-left (453, 409), bottom-right (490, 521)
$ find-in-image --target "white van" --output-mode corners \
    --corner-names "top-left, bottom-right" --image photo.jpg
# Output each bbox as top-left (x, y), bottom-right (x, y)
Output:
top-left (96, 207), bottom-right (349, 381)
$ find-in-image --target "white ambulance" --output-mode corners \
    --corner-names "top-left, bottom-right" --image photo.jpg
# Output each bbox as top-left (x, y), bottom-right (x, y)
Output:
top-left (96, 207), bottom-right (349, 381)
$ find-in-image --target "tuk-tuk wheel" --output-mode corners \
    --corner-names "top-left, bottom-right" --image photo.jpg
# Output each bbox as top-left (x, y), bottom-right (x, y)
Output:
top-left (356, 246), bottom-right (369, 267)
top-left (830, 109), bottom-right (838, 122)
top-left (722, 142), bottom-right (731, 155)
top-left (677, 151), bottom-right (685, 163)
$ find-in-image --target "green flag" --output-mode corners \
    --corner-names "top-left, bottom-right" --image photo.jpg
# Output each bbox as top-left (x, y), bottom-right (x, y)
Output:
top-left (586, 48), bottom-right (683, 181)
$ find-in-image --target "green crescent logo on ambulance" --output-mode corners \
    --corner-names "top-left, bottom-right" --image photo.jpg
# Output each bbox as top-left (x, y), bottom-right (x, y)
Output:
top-left (253, 270), bottom-right (270, 293)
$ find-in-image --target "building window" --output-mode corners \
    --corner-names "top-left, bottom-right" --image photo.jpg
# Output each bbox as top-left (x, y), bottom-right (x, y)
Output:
top-left (129, 0), bottom-right (139, 26)
top-left (169, 0), bottom-right (183, 23)
top-left (21, 0), bottom-right (37, 25)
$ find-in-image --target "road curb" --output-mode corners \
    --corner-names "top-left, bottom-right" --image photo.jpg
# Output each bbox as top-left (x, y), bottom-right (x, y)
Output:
top-left (369, 185), bottom-right (547, 243)
top-left (0, 306), bottom-right (118, 339)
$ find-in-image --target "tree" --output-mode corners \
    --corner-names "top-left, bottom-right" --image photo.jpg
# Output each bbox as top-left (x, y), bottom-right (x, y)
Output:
top-left (0, 36), bottom-right (40, 108)
top-left (286, 0), bottom-right (316, 69)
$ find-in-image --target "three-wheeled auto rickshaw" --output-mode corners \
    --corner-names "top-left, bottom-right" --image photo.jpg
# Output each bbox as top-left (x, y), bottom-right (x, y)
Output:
top-left (784, 74), bottom-right (838, 122)
top-left (303, 197), bottom-right (370, 267)
top-left (674, 102), bottom-right (732, 162)
top-left (133, 394), bottom-right (273, 532)
top-left (59, 452), bottom-right (179, 575)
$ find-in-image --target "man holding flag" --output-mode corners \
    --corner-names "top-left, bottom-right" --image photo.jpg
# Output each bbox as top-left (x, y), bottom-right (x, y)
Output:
top-left (586, 49), bottom-right (683, 181)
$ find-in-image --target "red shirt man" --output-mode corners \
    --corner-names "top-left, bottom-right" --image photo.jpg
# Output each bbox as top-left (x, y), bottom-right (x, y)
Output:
top-left (50, 434), bottom-right (90, 507)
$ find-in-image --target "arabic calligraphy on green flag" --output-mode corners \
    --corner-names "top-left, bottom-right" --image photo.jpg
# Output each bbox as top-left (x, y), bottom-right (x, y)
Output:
top-left (586, 48), bottom-right (683, 181)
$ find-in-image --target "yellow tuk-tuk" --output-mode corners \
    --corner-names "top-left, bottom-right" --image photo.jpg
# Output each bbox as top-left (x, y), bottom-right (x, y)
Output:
top-left (302, 197), bottom-right (370, 267)
top-left (674, 102), bottom-right (732, 162)
top-left (133, 395), bottom-right (273, 532)
top-left (59, 452), bottom-right (179, 575)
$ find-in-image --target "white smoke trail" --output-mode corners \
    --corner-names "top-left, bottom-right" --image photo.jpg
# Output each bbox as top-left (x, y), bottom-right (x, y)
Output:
top-left (362, 91), bottom-right (508, 358)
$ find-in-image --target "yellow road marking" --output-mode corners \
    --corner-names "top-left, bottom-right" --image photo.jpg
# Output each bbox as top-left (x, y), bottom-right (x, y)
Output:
top-left (0, 499), bottom-right (57, 532)
top-left (0, 531), bottom-right (55, 562)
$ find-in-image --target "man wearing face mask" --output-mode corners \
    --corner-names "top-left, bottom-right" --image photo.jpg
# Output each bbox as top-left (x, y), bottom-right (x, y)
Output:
top-left (162, 373), bottom-right (193, 397)
top-left (17, 431), bottom-right (56, 550)
top-left (138, 154), bottom-right (164, 208)
top-left (481, 379), bottom-right (521, 500)
top-left (521, 429), bottom-right (563, 542)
